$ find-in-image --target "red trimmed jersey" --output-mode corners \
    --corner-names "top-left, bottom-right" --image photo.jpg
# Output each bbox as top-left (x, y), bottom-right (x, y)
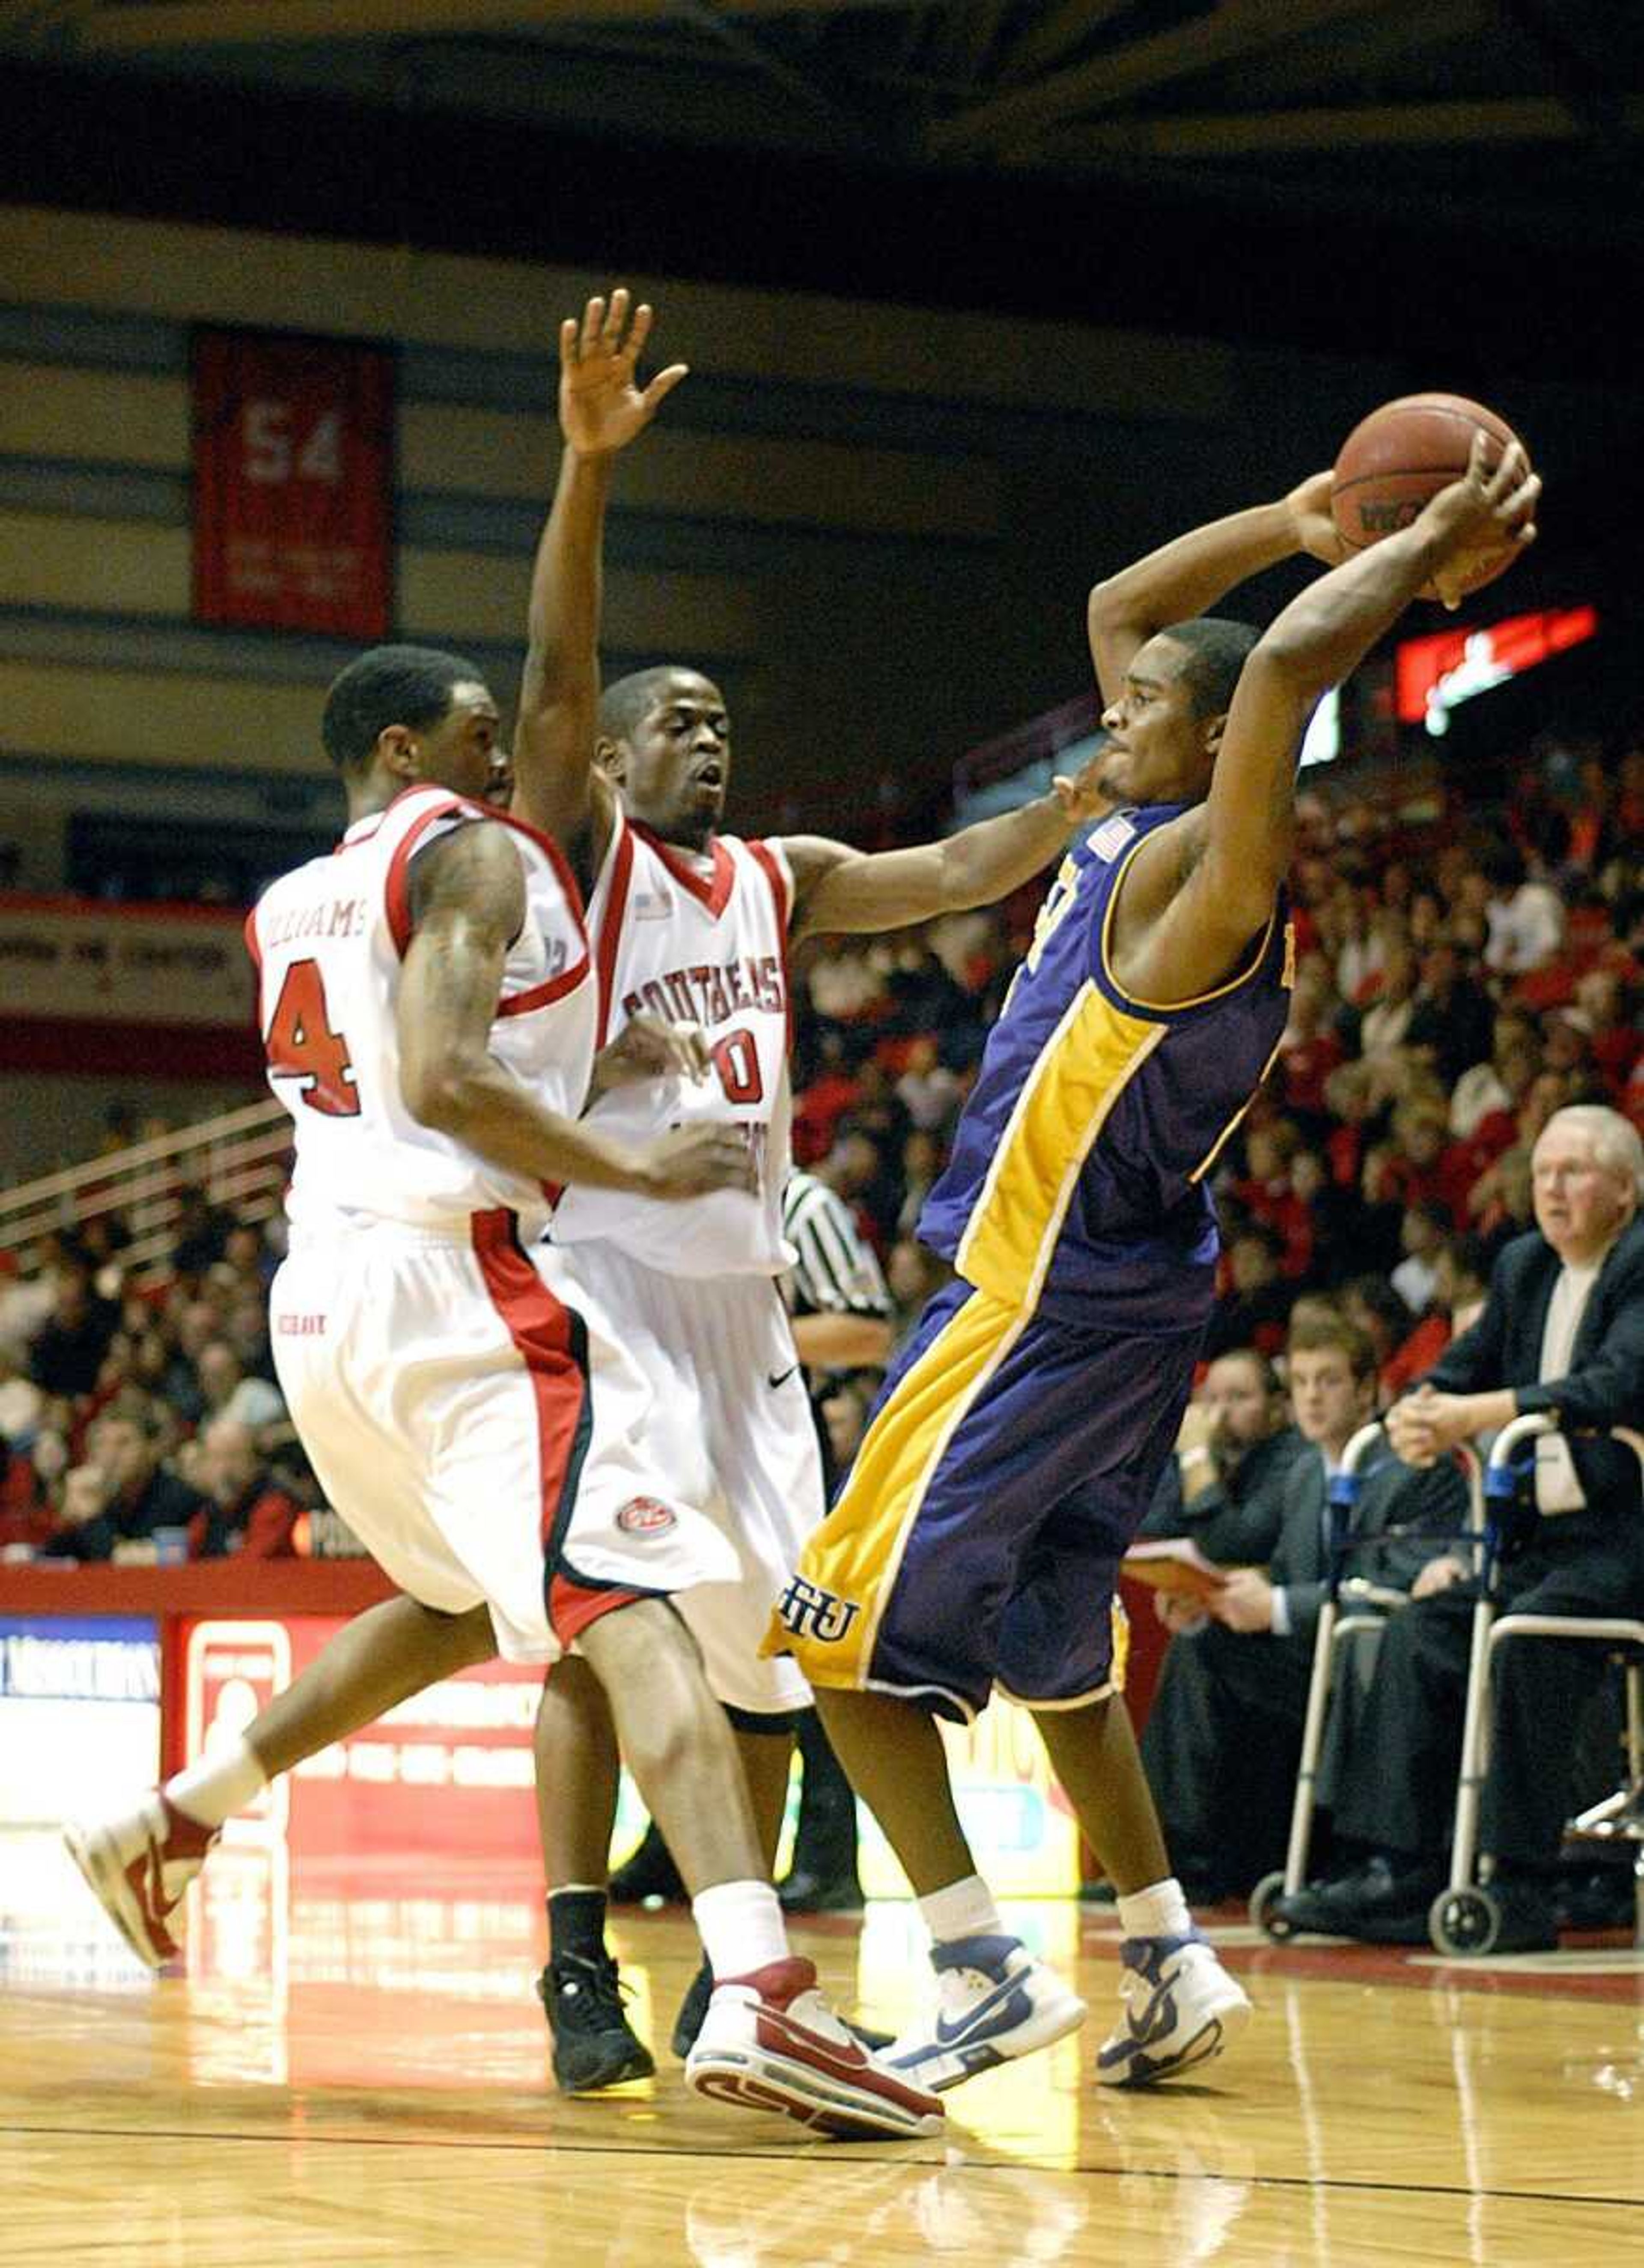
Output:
top-left (249, 782), bottom-right (592, 1237)
top-left (548, 811), bottom-right (793, 1276)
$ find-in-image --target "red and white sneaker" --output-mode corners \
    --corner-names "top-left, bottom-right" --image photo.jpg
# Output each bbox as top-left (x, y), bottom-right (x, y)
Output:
top-left (685, 1956), bottom-right (944, 2140)
top-left (62, 1792), bottom-right (219, 1969)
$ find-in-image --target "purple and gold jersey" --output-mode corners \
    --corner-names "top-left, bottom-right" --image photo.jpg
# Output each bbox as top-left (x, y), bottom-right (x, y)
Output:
top-left (920, 802), bottom-right (1292, 1331)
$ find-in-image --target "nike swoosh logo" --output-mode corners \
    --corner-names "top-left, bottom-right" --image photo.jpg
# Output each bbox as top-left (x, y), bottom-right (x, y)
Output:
top-left (767, 1366), bottom-right (798, 1389)
top-left (933, 1976), bottom-right (1032, 2046)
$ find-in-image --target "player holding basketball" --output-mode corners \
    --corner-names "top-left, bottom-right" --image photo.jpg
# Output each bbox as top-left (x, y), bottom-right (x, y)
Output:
top-left (63, 603), bottom-right (944, 2133)
top-left (770, 433), bottom-right (1538, 2089)
top-left (514, 294), bottom-right (1113, 2085)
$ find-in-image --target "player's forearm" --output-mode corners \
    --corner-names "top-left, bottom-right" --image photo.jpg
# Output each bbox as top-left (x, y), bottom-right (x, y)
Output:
top-left (1088, 501), bottom-right (1297, 647)
top-left (408, 1055), bottom-right (661, 1194)
top-left (938, 791), bottom-right (1073, 910)
top-left (789, 1311), bottom-right (894, 1369)
top-left (1255, 517), bottom-right (1440, 698)
top-left (793, 789), bottom-right (1073, 936)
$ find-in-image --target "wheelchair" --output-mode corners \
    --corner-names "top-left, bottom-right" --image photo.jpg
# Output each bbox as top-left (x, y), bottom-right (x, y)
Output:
top-left (1249, 1421), bottom-right (1481, 1941)
top-left (1427, 1412), bottom-right (1644, 1958)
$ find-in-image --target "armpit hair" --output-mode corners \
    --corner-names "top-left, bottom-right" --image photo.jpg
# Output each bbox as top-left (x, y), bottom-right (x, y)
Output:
top-left (1175, 817), bottom-right (1210, 889)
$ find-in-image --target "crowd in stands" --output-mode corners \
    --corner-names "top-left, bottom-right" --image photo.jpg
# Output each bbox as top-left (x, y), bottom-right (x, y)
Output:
top-left (0, 1193), bottom-right (328, 1565)
top-left (2, 732), bottom-right (1639, 1614)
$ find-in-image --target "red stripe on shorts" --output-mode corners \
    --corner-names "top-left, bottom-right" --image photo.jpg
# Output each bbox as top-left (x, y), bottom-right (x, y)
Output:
top-left (470, 1207), bottom-right (599, 1643)
top-left (548, 1570), bottom-right (644, 1644)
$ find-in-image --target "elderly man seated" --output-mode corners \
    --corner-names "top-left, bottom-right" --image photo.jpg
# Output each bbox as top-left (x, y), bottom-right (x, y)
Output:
top-left (1275, 1106), bottom-right (1644, 1951)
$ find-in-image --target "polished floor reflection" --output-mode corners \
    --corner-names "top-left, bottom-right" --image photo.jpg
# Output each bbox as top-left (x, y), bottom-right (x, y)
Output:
top-left (3, 1828), bottom-right (1642, 2267)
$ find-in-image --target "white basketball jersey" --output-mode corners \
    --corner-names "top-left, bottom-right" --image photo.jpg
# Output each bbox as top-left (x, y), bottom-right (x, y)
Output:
top-left (250, 783), bottom-right (593, 1238)
top-left (548, 812), bottom-right (794, 1276)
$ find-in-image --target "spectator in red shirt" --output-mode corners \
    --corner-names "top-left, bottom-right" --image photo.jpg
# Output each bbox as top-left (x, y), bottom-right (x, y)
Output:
top-left (790, 1030), bottom-right (861, 1166)
top-left (1576, 968), bottom-right (1640, 1098)
top-left (1232, 1121), bottom-right (1314, 1281)
top-left (1275, 972), bottom-right (1343, 1128)
top-left (1322, 1060), bottom-right (1376, 1193)
top-left (186, 1416), bottom-right (301, 1559)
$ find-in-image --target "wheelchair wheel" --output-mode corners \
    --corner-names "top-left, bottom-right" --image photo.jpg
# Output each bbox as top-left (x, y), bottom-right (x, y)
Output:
top-left (1429, 1884), bottom-right (1501, 1957)
top-left (1250, 1870), bottom-right (1295, 1940)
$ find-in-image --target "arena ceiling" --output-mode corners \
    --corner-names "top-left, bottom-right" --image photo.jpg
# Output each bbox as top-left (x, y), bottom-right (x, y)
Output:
top-left (3, 0), bottom-right (1639, 253)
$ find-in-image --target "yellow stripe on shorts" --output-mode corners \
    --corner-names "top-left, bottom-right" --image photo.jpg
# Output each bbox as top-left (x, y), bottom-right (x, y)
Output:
top-left (762, 1285), bottom-right (1027, 1690)
top-left (1109, 1593), bottom-right (1130, 1695)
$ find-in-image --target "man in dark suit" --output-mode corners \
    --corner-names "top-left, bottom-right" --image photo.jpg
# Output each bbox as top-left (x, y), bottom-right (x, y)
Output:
top-left (1140, 1318), bottom-right (1463, 1899)
top-left (1275, 1106), bottom-right (1644, 1951)
top-left (1136, 1345), bottom-right (1308, 1566)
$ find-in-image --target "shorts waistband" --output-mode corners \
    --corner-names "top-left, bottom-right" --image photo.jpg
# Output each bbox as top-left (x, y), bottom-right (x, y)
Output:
top-left (288, 1205), bottom-right (526, 1254)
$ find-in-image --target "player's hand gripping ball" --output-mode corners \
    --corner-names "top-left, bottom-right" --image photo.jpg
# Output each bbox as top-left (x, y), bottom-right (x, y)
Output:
top-left (1331, 392), bottom-right (1531, 604)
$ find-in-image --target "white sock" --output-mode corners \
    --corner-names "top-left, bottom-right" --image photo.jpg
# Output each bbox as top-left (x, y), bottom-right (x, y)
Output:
top-left (1116, 1878), bottom-right (1194, 1941)
top-left (693, 1880), bottom-right (789, 1981)
top-left (164, 1736), bottom-right (267, 1830)
top-left (917, 1873), bottom-right (1003, 1948)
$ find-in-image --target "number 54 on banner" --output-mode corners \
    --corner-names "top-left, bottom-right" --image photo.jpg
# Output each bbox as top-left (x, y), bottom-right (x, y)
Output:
top-left (193, 327), bottom-right (394, 639)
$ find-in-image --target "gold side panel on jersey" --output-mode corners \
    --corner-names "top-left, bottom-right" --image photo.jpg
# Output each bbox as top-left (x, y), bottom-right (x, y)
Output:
top-left (955, 981), bottom-right (1164, 1311)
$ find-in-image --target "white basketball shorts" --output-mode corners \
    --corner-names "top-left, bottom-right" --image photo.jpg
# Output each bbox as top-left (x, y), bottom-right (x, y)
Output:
top-left (270, 1209), bottom-right (739, 1664)
top-left (547, 1239), bottom-right (820, 1714)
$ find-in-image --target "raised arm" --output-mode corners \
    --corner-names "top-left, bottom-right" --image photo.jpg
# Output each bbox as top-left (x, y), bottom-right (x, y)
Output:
top-left (1207, 440), bottom-right (1536, 915)
top-left (786, 752), bottom-right (1108, 943)
top-left (1119, 439), bottom-right (1539, 1005)
top-left (1087, 472), bottom-right (1342, 707)
top-left (510, 290), bottom-right (687, 850)
top-left (396, 823), bottom-right (746, 1199)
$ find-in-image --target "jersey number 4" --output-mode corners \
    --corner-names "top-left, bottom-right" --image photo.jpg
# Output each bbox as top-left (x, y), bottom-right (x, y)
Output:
top-left (266, 959), bottom-right (361, 1118)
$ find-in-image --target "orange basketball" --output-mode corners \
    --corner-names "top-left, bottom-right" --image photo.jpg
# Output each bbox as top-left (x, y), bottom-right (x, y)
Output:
top-left (1331, 392), bottom-right (1528, 602)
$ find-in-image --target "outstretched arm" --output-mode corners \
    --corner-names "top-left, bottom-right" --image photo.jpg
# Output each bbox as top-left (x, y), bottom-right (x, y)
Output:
top-left (1087, 473), bottom-right (1343, 707)
top-left (510, 290), bottom-right (687, 849)
top-left (1206, 438), bottom-right (1537, 917)
top-left (785, 752), bottom-right (1109, 943)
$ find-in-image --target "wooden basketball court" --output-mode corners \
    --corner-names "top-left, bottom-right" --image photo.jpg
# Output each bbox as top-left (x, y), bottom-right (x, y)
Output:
top-left (4, 1830), bottom-right (1641, 2267)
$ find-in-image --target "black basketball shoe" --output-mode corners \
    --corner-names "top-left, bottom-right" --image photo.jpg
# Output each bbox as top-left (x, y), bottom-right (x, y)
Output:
top-left (538, 1952), bottom-right (655, 2092)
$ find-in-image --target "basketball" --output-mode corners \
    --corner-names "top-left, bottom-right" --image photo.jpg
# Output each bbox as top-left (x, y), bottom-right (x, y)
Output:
top-left (1331, 392), bottom-right (1527, 600)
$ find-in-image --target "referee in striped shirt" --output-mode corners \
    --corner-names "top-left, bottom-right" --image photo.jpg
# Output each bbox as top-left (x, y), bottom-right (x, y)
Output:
top-left (778, 1169), bottom-right (894, 1911)
top-left (782, 1168), bottom-right (895, 1454)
